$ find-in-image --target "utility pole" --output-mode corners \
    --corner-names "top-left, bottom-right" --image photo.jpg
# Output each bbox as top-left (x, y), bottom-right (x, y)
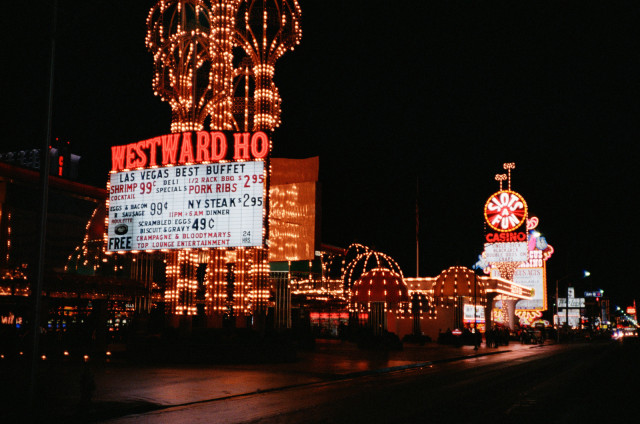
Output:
top-left (474, 272), bottom-right (478, 350)
top-left (566, 286), bottom-right (571, 336)
top-left (30, 0), bottom-right (57, 410)
top-left (555, 279), bottom-right (559, 342)
top-left (415, 176), bottom-right (419, 278)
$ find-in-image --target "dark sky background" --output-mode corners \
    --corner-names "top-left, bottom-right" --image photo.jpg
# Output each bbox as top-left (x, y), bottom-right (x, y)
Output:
top-left (3, 1), bottom-right (639, 309)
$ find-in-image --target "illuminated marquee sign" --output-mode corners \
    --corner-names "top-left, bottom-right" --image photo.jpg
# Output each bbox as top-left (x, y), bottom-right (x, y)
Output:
top-left (463, 304), bottom-right (485, 323)
top-left (485, 231), bottom-right (527, 243)
top-left (110, 131), bottom-right (269, 172)
top-left (494, 280), bottom-right (533, 298)
top-left (484, 242), bottom-right (528, 263)
top-left (484, 190), bottom-right (528, 232)
top-left (106, 131), bottom-right (269, 252)
top-left (520, 249), bottom-right (544, 268)
top-left (513, 267), bottom-right (545, 310)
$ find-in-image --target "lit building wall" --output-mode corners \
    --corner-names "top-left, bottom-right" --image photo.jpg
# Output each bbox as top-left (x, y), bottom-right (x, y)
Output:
top-left (163, 247), bottom-right (268, 322)
top-left (269, 157), bottom-right (319, 262)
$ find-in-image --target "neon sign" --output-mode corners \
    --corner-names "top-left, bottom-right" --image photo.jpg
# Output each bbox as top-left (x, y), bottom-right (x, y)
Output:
top-left (107, 161), bottom-right (265, 251)
top-left (484, 190), bottom-right (527, 232)
top-left (106, 130), bottom-right (270, 252)
top-left (485, 231), bottom-right (527, 243)
top-left (110, 131), bottom-right (270, 172)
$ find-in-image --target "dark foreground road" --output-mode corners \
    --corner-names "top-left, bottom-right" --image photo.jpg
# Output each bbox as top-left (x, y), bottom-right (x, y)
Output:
top-left (106, 339), bottom-right (640, 423)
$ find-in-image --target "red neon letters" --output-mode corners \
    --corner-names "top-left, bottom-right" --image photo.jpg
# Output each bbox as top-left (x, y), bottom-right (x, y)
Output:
top-left (111, 131), bottom-right (269, 172)
top-left (485, 231), bottom-right (527, 243)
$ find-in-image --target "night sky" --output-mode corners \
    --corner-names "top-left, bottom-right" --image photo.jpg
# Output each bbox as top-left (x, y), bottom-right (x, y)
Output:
top-left (3, 1), bottom-right (639, 308)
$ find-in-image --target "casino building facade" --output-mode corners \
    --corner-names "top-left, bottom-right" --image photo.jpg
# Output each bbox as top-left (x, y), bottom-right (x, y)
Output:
top-left (0, 154), bottom-right (536, 343)
top-left (1, 2), bottom-right (545, 347)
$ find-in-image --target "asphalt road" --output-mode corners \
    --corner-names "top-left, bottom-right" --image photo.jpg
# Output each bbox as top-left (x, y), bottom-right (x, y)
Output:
top-left (105, 340), bottom-right (639, 423)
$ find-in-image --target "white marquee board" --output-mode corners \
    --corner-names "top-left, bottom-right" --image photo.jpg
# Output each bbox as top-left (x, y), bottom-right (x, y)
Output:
top-left (107, 161), bottom-right (265, 251)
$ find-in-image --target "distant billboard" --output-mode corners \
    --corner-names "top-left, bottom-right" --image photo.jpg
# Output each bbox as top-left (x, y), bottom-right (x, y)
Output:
top-left (558, 298), bottom-right (585, 308)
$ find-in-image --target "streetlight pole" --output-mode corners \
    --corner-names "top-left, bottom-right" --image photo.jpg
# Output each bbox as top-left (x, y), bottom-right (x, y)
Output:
top-left (474, 272), bottom-right (478, 350)
top-left (30, 0), bottom-right (57, 411)
top-left (566, 286), bottom-right (570, 335)
top-left (555, 279), bottom-right (559, 342)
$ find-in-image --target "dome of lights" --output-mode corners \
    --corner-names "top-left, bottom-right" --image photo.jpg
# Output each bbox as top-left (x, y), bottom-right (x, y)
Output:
top-left (341, 244), bottom-right (404, 291)
top-left (432, 266), bottom-right (485, 301)
top-left (351, 268), bottom-right (409, 305)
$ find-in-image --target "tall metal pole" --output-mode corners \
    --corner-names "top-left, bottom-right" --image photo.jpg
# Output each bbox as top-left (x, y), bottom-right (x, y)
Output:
top-left (415, 177), bottom-right (419, 278)
top-left (474, 272), bottom-right (478, 350)
top-left (566, 286), bottom-right (570, 336)
top-left (555, 279), bottom-right (559, 342)
top-left (30, 0), bottom-right (57, 409)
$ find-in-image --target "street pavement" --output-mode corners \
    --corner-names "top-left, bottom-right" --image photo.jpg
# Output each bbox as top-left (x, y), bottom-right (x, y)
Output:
top-left (0, 338), bottom-right (549, 422)
top-left (86, 339), bottom-right (544, 422)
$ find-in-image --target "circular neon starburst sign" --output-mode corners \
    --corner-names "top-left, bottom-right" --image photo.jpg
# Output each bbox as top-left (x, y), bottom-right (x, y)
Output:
top-left (484, 190), bottom-right (528, 232)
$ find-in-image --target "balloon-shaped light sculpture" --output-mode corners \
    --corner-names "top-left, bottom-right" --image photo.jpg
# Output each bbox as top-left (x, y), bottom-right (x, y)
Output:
top-left (235, 0), bottom-right (302, 130)
top-left (142, 0), bottom-right (302, 326)
top-left (146, 0), bottom-right (216, 132)
top-left (208, 0), bottom-right (242, 130)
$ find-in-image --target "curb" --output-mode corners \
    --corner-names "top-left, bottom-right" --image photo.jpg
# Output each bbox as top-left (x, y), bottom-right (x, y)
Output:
top-left (341, 348), bottom-right (512, 379)
top-left (103, 347), bottom-right (523, 421)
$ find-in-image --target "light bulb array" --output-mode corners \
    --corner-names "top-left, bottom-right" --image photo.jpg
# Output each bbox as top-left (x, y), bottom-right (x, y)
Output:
top-left (141, 1), bottom-right (300, 320)
top-left (268, 183), bottom-right (316, 261)
top-left (4, 211), bottom-right (9, 265)
top-left (234, 1), bottom-right (302, 130)
top-left (147, 1), bottom-right (222, 132)
top-left (515, 310), bottom-right (543, 327)
top-left (493, 262), bottom-right (520, 281)
top-left (146, 0), bottom-right (302, 133)
top-left (162, 245), bottom-right (269, 316)
top-left (341, 244), bottom-right (405, 293)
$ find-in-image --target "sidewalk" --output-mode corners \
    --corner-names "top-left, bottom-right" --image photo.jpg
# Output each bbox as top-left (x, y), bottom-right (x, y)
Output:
top-left (10, 339), bottom-right (550, 422)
